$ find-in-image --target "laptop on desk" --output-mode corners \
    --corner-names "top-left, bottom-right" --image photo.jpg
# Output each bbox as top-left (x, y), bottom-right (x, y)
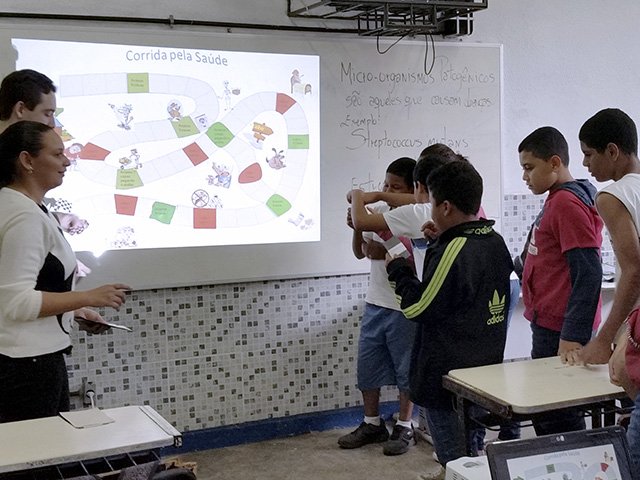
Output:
top-left (486, 426), bottom-right (637, 480)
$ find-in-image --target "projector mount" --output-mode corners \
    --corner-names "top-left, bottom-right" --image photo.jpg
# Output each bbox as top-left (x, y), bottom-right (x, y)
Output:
top-left (287, 0), bottom-right (487, 37)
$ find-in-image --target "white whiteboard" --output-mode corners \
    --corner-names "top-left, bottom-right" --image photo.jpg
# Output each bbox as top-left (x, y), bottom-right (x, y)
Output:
top-left (0, 21), bottom-right (502, 290)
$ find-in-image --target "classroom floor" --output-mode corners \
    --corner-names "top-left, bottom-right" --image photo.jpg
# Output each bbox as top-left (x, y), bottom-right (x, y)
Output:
top-left (171, 425), bottom-right (446, 480)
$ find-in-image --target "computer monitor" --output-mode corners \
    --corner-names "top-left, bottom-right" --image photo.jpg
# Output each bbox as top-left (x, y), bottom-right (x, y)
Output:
top-left (486, 426), bottom-right (637, 480)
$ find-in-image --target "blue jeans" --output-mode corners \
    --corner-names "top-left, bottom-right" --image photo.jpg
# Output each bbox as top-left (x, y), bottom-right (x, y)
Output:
top-left (357, 303), bottom-right (416, 391)
top-left (425, 404), bottom-right (485, 466)
top-left (530, 322), bottom-right (586, 435)
top-left (628, 392), bottom-right (640, 472)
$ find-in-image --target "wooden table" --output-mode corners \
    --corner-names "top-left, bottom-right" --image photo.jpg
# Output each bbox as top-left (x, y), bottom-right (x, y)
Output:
top-left (442, 357), bottom-right (627, 454)
top-left (0, 405), bottom-right (181, 476)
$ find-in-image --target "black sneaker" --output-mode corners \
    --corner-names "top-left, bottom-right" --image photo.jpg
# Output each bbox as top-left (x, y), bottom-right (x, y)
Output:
top-left (338, 421), bottom-right (389, 449)
top-left (382, 424), bottom-right (416, 456)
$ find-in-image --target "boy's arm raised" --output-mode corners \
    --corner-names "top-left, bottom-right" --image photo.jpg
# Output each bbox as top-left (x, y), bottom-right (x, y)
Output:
top-left (346, 190), bottom-right (415, 208)
top-left (348, 189), bottom-right (391, 232)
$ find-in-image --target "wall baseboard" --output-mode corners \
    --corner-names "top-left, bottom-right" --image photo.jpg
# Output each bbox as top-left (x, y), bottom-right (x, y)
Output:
top-left (163, 401), bottom-right (400, 454)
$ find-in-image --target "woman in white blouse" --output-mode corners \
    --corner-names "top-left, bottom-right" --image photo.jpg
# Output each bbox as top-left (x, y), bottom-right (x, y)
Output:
top-left (0, 121), bottom-right (130, 422)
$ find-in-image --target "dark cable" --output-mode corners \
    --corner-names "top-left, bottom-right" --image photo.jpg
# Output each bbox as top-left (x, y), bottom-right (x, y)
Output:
top-left (376, 32), bottom-right (408, 54)
top-left (423, 33), bottom-right (436, 75)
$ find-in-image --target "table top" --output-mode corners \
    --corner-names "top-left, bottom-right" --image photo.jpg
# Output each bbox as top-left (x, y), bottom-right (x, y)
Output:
top-left (0, 405), bottom-right (181, 473)
top-left (444, 357), bottom-right (626, 414)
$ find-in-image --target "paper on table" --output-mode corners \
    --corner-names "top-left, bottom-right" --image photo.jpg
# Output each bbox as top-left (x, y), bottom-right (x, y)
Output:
top-left (59, 409), bottom-right (115, 428)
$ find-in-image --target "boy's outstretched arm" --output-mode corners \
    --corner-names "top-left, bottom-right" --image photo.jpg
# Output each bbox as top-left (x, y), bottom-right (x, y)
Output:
top-left (346, 190), bottom-right (414, 208)
top-left (368, 191), bottom-right (415, 208)
top-left (348, 189), bottom-right (391, 232)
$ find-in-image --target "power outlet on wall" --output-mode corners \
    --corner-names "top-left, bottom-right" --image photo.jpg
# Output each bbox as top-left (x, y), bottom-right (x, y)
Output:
top-left (80, 377), bottom-right (96, 407)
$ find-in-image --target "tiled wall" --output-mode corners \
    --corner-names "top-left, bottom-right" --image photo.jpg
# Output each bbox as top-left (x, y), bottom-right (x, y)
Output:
top-left (502, 193), bottom-right (614, 267)
top-left (67, 275), bottom-right (390, 432)
top-left (67, 193), bottom-right (614, 433)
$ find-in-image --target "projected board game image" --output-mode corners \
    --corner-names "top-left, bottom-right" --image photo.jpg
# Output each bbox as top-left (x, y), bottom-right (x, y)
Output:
top-left (13, 38), bottom-right (320, 254)
top-left (506, 443), bottom-right (623, 480)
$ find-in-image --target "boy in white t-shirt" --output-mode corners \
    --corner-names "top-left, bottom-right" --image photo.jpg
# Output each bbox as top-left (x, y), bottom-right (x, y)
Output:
top-left (340, 157), bottom-right (417, 456)
top-left (349, 144), bottom-right (459, 279)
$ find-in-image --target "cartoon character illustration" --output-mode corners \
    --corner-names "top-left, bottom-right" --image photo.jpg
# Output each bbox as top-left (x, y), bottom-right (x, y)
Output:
top-left (290, 69), bottom-right (313, 96)
top-left (266, 148), bottom-right (286, 170)
top-left (252, 122), bottom-right (274, 143)
top-left (118, 148), bottom-right (142, 170)
top-left (129, 148), bottom-right (142, 169)
top-left (195, 114), bottom-right (209, 131)
top-left (300, 217), bottom-right (315, 230)
top-left (64, 142), bottom-right (83, 170)
top-left (167, 100), bottom-right (183, 121)
top-left (209, 195), bottom-right (223, 209)
top-left (219, 80), bottom-right (240, 111)
top-left (288, 212), bottom-right (315, 230)
top-left (109, 103), bottom-right (134, 130)
top-left (111, 226), bottom-right (137, 249)
top-left (207, 162), bottom-right (232, 189)
top-left (289, 213), bottom-right (304, 227)
top-left (290, 69), bottom-right (302, 94)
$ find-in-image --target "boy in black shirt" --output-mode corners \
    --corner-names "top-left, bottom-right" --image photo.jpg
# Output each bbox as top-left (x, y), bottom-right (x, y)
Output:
top-left (387, 160), bottom-right (513, 466)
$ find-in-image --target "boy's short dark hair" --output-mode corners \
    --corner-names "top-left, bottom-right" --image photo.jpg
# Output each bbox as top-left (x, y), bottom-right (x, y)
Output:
top-left (518, 126), bottom-right (570, 166)
top-left (0, 69), bottom-right (56, 121)
top-left (427, 160), bottom-right (482, 215)
top-left (579, 108), bottom-right (638, 156)
top-left (413, 143), bottom-right (458, 187)
top-left (386, 156), bottom-right (416, 189)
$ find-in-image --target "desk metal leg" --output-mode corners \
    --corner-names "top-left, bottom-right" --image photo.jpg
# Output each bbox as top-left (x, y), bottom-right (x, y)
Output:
top-left (604, 400), bottom-right (617, 426)
top-left (587, 401), bottom-right (617, 428)
top-left (590, 405), bottom-right (603, 428)
top-left (455, 395), bottom-right (471, 456)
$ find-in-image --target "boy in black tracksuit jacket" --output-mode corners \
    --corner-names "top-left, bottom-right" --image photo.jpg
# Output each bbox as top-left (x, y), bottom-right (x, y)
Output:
top-left (387, 160), bottom-right (513, 466)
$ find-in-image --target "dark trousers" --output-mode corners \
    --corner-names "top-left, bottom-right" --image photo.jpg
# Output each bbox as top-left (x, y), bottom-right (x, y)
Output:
top-left (0, 350), bottom-right (70, 423)
top-left (530, 322), bottom-right (586, 435)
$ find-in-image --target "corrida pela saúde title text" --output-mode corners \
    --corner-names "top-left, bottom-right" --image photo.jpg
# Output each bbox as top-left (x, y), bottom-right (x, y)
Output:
top-left (125, 48), bottom-right (230, 65)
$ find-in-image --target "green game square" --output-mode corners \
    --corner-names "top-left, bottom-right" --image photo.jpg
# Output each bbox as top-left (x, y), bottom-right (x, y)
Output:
top-left (127, 73), bottom-right (150, 93)
top-left (172, 117), bottom-right (199, 138)
top-left (288, 135), bottom-right (309, 149)
top-left (150, 202), bottom-right (176, 224)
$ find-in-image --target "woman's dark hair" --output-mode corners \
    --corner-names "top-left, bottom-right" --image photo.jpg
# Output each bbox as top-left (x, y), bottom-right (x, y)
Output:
top-left (0, 121), bottom-right (52, 187)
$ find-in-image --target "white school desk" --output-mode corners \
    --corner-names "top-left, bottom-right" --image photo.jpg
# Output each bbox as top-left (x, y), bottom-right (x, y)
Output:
top-left (442, 357), bottom-right (628, 454)
top-left (0, 405), bottom-right (181, 475)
